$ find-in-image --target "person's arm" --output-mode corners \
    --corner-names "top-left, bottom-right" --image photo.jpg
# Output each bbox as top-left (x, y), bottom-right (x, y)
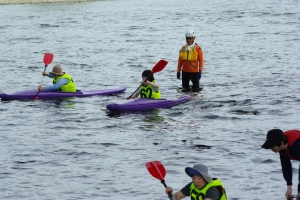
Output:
top-left (280, 153), bottom-right (293, 185)
top-left (47, 74), bottom-right (54, 78)
top-left (165, 183), bottom-right (191, 200)
top-left (197, 46), bottom-right (204, 73)
top-left (286, 185), bottom-right (292, 199)
top-left (144, 81), bottom-right (159, 89)
top-left (44, 78), bottom-right (69, 91)
top-left (177, 59), bottom-right (183, 73)
top-left (280, 153), bottom-right (293, 199)
top-left (42, 72), bottom-right (54, 78)
top-left (126, 90), bottom-right (139, 100)
top-left (177, 53), bottom-right (183, 79)
top-left (172, 191), bottom-right (186, 200)
top-left (165, 189), bottom-right (185, 200)
top-left (205, 186), bottom-right (222, 200)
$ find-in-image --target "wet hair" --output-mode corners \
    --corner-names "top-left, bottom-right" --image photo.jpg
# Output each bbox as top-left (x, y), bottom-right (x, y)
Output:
top-left (142, 70), bottom-right (154, 82)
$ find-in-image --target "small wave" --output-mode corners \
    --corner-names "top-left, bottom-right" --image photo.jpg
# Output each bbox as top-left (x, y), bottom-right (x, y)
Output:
top-left (190, 144), bottom-right (211, 150)
top-left (39, 24), bottom-right (60, 28)
top-left (230, 109), bottom-right (259, 115)
top-left (261, 159), bottom-right (275, 163)
top-left (99, 143), bottom-right (119, 147)
top-left (14, 160), bottom-right (36, 164)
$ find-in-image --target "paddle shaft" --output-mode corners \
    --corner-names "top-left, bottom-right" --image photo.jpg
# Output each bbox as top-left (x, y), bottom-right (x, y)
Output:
top-left (127, 73), bottom-right (152, 99)
top-left (35, 53), bottom-right (54, 100)
top-left (41, 65), bottom-right (47, 82)
top-left (161, 180), bottom-right (175, 200)
top-left (34, 65), bottom-right (48, 100)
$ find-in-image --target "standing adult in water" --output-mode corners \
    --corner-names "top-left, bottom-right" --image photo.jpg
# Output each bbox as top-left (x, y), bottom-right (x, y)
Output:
top-left (262, 129), bottom-right (300, 200)
top-left (177, 29), bottom-right (204, 92)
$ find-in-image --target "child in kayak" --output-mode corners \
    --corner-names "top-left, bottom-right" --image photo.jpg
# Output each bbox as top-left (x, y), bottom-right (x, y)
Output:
top-left (38, 65), bottom-right (76, 92)
top-left (126, 70), bottom-right (161, 99)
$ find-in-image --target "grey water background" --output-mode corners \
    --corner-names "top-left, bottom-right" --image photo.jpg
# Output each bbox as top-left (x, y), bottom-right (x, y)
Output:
top-left (0, 0), bottom-right (299, 199)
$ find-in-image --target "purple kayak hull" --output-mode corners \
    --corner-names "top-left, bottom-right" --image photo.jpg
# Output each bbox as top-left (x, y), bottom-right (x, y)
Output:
top-left (0, 87), bottom-right (126, 101)
top-left (107, 96), bottom-right (191, 112)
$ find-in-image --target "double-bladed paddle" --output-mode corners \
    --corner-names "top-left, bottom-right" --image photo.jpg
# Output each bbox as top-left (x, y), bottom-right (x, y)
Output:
top-left (145, 160), bottom-right (175, 200)
top-left (34, 53), bottom-right (54, 100)
top-left (127, 60), bottom-right (168, 99)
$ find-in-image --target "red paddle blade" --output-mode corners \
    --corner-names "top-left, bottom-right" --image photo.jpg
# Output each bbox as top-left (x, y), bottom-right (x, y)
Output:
top-left (43, 53), bottom-right (54, 66)
top-left (152, 60), bottom-right (168, 74)
top-left (145, 160), bottom-right (166, 180)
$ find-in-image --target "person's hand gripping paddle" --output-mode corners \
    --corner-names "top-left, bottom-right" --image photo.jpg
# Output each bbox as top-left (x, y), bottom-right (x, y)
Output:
top-left (127, 60), bottom-right (168, 99)
top-left (34, 53), bottom-right (54, 100)
top-left (145, 160), bottom-right (175, 200)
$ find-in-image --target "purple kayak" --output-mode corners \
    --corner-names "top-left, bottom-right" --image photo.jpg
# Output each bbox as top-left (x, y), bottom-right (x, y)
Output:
top-left (0, 87), bottom-right (126, 101)
top-left (107, 96), bottom-right (191, 112)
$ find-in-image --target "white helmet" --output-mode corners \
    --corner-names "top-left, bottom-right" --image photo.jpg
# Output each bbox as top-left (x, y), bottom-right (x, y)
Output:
top-left (185, 29), bottom-right (195, 37)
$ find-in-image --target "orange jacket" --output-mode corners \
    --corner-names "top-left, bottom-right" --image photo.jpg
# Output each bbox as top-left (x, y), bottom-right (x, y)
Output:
top-left (177, 44), bottom-right (204, 73)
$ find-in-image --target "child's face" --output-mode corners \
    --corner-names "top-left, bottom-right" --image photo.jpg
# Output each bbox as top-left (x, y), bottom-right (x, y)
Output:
top-left (142, 76), bottom-right (147, 82)
top-left (142, 76), bottom-right (148, 86)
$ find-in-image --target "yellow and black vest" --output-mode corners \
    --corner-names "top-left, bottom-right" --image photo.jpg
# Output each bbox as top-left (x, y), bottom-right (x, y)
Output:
top-left (189, 179), bottom-right (227, 200)
top-left (139, 80), bottom-right (160, 99)
top-left (52, 73), bottom-right (76, 92)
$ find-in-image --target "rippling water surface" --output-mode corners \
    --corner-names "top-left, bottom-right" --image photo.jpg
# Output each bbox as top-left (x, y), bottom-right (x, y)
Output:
top-left (0, 0), bottom-right (300, 199)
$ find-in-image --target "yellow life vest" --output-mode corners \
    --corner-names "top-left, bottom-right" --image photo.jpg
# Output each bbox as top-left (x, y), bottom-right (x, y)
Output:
top-left (139, 80), bottom-right (161, 99)
top-left (52, 73), bottom-right (76, 92)
top-left (189, 179), bottom-right (227, 200)
top-left (179, 44), bottom-right (199, 62)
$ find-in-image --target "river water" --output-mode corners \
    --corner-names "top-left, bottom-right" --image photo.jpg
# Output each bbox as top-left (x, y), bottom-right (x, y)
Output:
top-left (0, 0), bottom-right (299, 199)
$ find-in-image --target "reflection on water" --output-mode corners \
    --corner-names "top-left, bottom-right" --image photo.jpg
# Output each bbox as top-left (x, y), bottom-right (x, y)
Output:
top-left (143, 109), bottom-right (165, 123)
top-left (42, 97), bottom-right (77, 109)
top-left (137, 110), bottom-right (166, 131)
